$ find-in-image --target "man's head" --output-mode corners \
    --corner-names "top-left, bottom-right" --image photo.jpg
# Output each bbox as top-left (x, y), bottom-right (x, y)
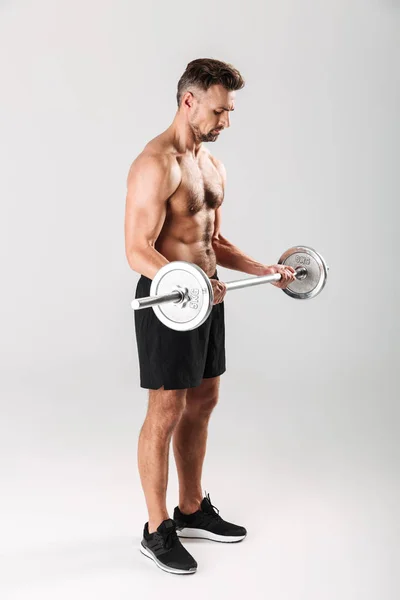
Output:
top-left (176, 58), bottom-right (245, 143)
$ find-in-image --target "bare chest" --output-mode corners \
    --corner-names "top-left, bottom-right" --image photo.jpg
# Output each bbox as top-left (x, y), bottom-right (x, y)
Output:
top-left (170, 155), bottom-right (224, 215)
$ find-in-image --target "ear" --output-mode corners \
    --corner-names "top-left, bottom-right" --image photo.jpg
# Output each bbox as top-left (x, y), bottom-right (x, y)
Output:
top-left (182, 90), bottom-right (194, 110)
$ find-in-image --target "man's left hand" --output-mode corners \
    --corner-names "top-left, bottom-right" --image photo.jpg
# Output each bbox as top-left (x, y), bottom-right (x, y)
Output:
top-left (259, 264), bottom-right (297, 289)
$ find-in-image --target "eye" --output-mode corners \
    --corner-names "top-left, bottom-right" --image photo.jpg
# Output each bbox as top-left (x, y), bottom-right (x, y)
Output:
top-left (214, 110), bottom-right (223, 115)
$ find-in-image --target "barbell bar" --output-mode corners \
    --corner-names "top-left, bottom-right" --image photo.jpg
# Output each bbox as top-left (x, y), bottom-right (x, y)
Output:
top-left (131, 246), bottom-right (329, 331)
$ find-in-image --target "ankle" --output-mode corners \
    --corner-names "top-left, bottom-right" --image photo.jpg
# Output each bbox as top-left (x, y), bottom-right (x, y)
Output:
top-left (179, 502), bottom-right (201, 515)
top-left (148, 516), bottom-right (169, 534)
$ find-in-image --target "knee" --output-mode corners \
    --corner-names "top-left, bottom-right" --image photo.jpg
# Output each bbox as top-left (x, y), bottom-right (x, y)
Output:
top-left (185, 394), bottom-right (219, 418)
top-left (147, 391), bottom-right (186, 434)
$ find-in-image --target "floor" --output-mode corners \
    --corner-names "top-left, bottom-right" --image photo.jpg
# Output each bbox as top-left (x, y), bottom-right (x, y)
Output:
top-left (1, 366), bottom-right (398, 599)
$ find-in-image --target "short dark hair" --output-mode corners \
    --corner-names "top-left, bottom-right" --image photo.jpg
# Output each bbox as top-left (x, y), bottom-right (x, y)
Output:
top-left (177, 58), bottom-right (245, 107)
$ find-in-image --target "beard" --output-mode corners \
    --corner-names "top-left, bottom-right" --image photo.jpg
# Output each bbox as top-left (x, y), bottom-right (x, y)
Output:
top-left (190, 120), bottom-right (220, 143)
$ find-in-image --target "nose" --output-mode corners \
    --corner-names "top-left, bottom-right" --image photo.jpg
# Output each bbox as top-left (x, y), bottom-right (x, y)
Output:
top-left (219, 113), bottom-right (230, 129)
top-left (223, 113), bottom-right (230, 128)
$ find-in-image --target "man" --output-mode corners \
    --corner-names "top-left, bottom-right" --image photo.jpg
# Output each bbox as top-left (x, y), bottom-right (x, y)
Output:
top-left (124, 58), bottom-right (296, 575)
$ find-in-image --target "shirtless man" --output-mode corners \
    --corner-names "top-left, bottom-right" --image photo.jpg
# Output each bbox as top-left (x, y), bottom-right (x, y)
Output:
top-left (124, 58), bottom-right (296, 575)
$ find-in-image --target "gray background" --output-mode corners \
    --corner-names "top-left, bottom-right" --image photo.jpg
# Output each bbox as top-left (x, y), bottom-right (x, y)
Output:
top-left (1, 0), bottom-right (399, 598)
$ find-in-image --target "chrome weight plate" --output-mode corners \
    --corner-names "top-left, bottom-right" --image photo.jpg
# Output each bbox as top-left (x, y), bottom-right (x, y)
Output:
top-left (150, 261), bottom-right (214, 331)
top-left (278, 246), bottom-right (329, 299)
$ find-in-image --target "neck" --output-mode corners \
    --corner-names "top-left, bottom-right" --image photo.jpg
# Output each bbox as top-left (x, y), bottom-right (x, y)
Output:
top-left (167, 110), bottom-right (202, 157)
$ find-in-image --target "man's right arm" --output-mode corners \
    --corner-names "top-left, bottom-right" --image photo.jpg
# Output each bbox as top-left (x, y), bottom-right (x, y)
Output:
top-left (124, 153), bottom-right (181, 279)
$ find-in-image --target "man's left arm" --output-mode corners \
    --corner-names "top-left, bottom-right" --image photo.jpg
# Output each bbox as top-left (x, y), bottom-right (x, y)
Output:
top-left (212, 207), bottom-right (268, 276)
top-left (212, 159), bottom-right (268, 276)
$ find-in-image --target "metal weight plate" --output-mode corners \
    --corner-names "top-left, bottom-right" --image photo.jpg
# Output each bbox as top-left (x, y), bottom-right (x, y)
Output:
top-left (150, 261), bottom-right (214, 331)
top-left (278, 246), bottom-right (329, 299)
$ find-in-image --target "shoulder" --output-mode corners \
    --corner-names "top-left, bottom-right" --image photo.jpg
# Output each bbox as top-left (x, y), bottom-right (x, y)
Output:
top-left (127, 146), bottom-right (181, 191)
top-left (125, 151), bottom-right (181, 205)
top-left (201, 147), bottom-right (227, 183)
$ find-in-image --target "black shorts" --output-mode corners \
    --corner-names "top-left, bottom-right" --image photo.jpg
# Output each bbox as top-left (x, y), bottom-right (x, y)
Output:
top-left (133, 271), bottom-right (226, 390)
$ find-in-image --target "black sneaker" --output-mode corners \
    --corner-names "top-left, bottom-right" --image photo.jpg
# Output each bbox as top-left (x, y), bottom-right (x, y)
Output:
top-left (140, 518), bottom-right (197, 575)
top-left (173, 492), bottom-right (247, 543)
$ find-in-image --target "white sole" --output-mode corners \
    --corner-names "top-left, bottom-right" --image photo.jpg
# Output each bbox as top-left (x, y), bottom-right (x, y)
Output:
top-left (177, 528), bottom-right (246, 543)
top-left (139, 544), bottom-right (197, 575)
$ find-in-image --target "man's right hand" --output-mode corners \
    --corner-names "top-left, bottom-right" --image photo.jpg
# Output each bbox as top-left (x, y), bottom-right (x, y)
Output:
top-left (210, 279), bottom-right (227, 304)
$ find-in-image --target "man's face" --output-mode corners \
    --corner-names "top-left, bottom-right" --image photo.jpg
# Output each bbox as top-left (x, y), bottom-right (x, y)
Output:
top-left (188, 84), bottom-right (235, 143)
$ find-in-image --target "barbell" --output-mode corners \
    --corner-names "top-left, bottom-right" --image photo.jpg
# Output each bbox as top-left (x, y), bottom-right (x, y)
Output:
top-left (131, 246), bottom-right (329, 331)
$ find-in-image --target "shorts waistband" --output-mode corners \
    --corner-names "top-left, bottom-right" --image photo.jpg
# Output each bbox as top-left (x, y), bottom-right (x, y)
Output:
top-left (140, 269), bottom-right (218, 283)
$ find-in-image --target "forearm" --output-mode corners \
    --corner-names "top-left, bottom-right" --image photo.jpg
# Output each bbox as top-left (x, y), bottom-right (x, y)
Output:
top-left (126, 245), bottom-right (169, 280)
top-left (212, 234), bottom-right (267, 276)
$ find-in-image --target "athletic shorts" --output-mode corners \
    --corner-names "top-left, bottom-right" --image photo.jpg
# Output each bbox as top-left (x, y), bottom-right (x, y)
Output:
top-left (133, 271), bottom-right (226, 390)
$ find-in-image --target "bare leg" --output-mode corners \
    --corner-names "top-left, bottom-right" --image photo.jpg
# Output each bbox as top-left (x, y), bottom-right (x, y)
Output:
top-left (138, 386), bottom-right (187, 533)
top-left (172, 377), bottom-right (220, 514)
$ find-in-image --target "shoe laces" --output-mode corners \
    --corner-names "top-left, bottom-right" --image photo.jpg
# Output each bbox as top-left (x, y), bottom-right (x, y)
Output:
top-left (160, 524), bottom-right (178, 550)
top-left (203, 491), bottom-right (222, 522)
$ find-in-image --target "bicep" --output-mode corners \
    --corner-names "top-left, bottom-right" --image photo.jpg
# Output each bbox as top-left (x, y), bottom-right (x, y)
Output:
top-left (212, 206), bottom-right (222, 241)
top-left (212, 159), bottom-right (226, 242)
top-left (124, 155), bottom-right (179, 255)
